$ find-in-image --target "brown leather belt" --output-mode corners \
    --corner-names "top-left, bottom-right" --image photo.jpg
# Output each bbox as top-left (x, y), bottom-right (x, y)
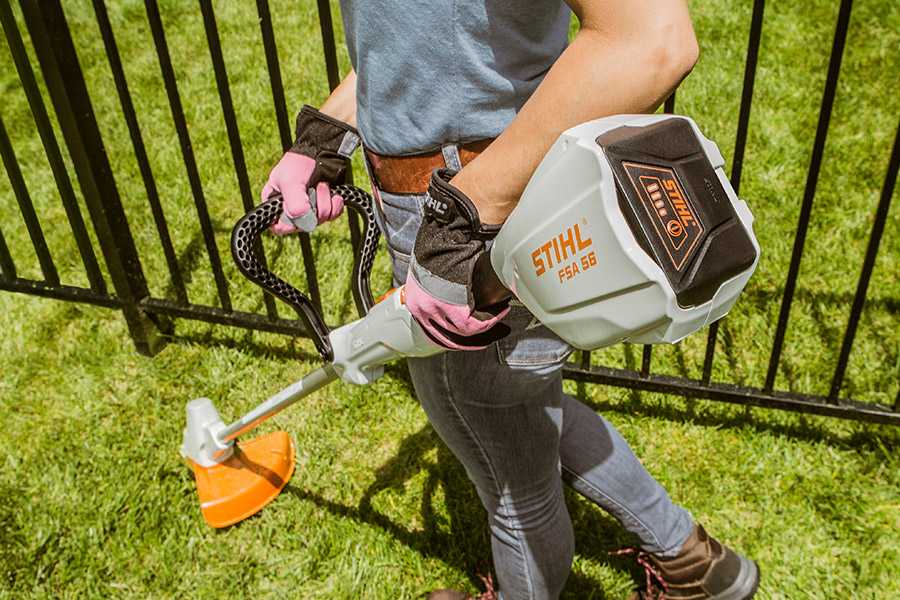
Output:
top-left (365, 139), bottom-right (493, 195)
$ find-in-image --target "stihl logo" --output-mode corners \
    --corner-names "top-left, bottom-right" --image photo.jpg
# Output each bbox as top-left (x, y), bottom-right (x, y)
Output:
top-left (660, 179), bottom-right (697, 227)
top-left (623, 162), bottom-right (704, 272)
top-left (531, 223), bottom-right (597, 283)
top-left (424, 194), bottom-right (449, 217)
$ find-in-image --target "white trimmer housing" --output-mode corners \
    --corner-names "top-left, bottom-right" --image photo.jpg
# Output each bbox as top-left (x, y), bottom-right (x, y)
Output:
top-left (491, 115), bottom-right (760, 349)
top-left (181, 397), bottom-right (233, 467)
top-left (329, 288), bottom-right (440, 384)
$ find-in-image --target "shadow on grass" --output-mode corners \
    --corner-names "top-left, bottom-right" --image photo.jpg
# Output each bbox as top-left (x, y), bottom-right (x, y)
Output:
top-left (742, 285), bottom-right (899, 316)
top-left (283, 418), bottom-right (648, 599)
top-left (573, 384), bottom-right (899, 458)
top-left (276, 363), bottom-right (642, 597)
top-left (164, 327), bottom-right (321, 364)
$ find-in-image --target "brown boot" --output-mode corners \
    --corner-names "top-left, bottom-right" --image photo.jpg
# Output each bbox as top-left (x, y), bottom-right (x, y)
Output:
top-left (427, 574), bottom-right (498, 600)
top-left (615, 524), bottom-right (760, 600)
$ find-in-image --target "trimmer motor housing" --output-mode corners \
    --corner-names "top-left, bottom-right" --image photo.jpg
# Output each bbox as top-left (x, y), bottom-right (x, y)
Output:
top-left (490, 115), bottom-right (760, 349)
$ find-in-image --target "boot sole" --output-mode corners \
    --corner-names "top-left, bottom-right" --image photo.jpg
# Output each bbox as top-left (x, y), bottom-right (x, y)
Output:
top-left (709, 555), bottom-right (760, 600)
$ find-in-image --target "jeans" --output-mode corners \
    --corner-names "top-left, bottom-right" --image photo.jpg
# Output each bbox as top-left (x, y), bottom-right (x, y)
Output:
top-left (367, 145), bottom-right (693, 599)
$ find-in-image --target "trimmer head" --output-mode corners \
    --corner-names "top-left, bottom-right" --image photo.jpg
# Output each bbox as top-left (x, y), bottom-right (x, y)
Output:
top-left (189, 431), bottom-right (295, 528)
top-left (181, 398), bottom-right (296, 528)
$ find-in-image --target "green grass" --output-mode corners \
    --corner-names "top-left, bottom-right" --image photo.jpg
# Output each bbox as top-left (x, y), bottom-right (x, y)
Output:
top-left (1, 0), bottom-right (899, 598)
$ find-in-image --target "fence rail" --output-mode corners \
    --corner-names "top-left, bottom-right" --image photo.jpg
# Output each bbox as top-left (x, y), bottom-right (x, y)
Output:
top-left (1, 0), bottom-right (897, 425)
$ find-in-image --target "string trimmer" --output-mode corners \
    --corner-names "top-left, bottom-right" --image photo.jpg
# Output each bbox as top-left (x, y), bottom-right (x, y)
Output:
top-left (181, 114), bottom-right (760, 528)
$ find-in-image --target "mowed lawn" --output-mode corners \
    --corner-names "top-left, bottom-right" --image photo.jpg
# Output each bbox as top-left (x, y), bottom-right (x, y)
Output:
top-left (1, 1), bottom-right (898, 598)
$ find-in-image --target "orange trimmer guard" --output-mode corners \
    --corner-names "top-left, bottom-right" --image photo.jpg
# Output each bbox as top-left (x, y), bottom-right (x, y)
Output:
top-left (190, 431), bottom-right (296, 528)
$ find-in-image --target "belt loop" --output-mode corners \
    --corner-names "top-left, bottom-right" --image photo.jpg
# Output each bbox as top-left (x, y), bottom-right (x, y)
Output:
top-left (361, 147), bottom-right (383, 208)
top-left (441, 144), bottom-right (462, 172)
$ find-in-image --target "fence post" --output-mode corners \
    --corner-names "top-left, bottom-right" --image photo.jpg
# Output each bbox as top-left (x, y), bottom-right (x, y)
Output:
top-left (18, 0), bottom-right (169, 355)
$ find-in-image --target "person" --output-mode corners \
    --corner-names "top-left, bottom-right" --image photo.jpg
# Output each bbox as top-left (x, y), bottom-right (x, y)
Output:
top-left (262, 1), bottom-right (760, 598)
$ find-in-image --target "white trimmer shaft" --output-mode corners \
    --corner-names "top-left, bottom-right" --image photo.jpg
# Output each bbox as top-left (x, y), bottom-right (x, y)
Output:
top-left (180, 366), bottom-right (336, 468)
top-left (181, 288), bottom-right (439, 468)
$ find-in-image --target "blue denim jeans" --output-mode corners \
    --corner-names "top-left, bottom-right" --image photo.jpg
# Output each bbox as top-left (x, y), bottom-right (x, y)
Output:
top-left (368, 146), bottom-right (693, 599)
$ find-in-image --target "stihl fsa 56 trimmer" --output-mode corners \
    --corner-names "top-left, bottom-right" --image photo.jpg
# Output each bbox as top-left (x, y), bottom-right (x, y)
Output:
top-left (181, 115), bottom-right (760, 528)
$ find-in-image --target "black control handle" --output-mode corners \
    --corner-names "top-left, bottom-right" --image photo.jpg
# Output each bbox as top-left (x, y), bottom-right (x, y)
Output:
top-left (230, 185), bottom-right (381, 362)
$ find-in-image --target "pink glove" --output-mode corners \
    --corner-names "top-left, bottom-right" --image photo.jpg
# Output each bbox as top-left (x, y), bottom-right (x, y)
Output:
top-left (405, 170), bottom-right (511, 350)
top-left (405, 274), bottom-right (509, 350)
top-left (262, 153), bottom-right (345, 235)
top-left (260, 105), bottom-right (360, 235)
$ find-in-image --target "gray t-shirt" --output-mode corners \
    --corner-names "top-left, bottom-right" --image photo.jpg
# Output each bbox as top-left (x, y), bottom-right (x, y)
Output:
top-left (339, 1), bottom-right (571, 155)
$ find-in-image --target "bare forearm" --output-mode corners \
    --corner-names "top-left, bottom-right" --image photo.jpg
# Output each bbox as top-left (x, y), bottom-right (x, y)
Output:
top-left (319, 69), bottom-right (358, 127)
top-left (455, 1), bottom-right (698, 224)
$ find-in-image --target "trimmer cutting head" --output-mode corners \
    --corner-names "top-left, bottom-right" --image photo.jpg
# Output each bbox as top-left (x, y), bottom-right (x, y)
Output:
top-left (181, 398), bottom-right (295, 528)
top-left (188, 431), bottom-right (295, 528)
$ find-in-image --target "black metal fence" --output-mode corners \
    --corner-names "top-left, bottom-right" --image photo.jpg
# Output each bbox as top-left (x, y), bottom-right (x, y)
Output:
top-left (1, 1), bottom-right (897, 425)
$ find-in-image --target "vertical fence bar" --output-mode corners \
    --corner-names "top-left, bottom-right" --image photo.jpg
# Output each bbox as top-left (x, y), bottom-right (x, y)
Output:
top-left (828, 117), bottom-right (899, 401)
top-left (257, 0), bottom-right (328, 313)
top-left (199, 0), bottom-right (279, 319)
top-left (663, 92), bottom-right (676, 115)
top-left (18, 0), bottom-right (166, 355)
top-left (701, 0), bottom-right (766, 384)
top-left (640, 345), bottom-right (653, 377)
top-left (256, 0), bottom-right (292, 150)
top-left (1, 0), bottom-right (105, 293)
top-left (314, 0), bottom-right (362, 257)
top-left (144, 0), bottom-right (232, 311)
top-left (90, 0), bottom-right (187, 303)
top-left (765, 0), bottom-right (853, 392)
top-left (0, 224), bottom-right (17, 279)
top-left (727, 0), bottom-right (765, 196)
top-left (315, 0), bottom-right (340, 91)
top-left (700, 322), bottom-right (721, 382)
top-left (254, 0), bottom-right (322, 313)
top-left (0, 115), bottom-right (59, 285)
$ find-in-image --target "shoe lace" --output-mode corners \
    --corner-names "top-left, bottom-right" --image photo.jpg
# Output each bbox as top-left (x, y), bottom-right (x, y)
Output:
top-left (473, 573), bottom-right (498, 600)
top-left (609, 547), bottom-right (669, 600)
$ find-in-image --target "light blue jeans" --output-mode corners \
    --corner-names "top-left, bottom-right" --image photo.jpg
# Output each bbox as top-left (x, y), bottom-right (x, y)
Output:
top-left (368, 146), bottom-right (693, 599)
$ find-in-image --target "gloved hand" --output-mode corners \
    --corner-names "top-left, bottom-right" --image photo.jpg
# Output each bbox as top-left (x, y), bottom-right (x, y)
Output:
top-left (261, 105), bottom-right (360, 234)
top-left (405, 169), bottom-right (511, 350)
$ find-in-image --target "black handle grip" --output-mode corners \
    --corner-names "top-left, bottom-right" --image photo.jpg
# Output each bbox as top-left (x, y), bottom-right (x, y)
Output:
top-left (336, 185), bottom-right (380, 316)
top-left (230, 185), bottom-right (380, 361)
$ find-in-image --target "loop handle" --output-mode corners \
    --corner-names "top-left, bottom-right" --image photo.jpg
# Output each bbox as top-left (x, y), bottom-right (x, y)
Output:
top-left (230, 185), bottom-right (380, 361)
